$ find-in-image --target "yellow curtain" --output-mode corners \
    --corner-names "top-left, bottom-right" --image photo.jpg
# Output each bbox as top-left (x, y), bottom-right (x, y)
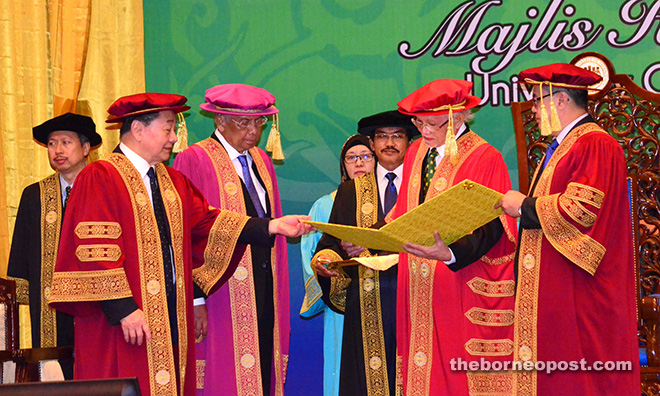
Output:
top-left (0, 0), bottom-right (145, 276)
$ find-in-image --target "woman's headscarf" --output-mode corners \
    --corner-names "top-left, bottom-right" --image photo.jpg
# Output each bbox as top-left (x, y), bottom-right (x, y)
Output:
top-left (339, 134), bottom-right (374, 183)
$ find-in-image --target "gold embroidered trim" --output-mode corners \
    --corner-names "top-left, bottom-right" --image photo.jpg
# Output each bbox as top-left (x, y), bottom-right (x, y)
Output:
top-left (39, 174), bottom-right (61, 347)
top-left (359, 266), bottom-right (389, 396)
top-left (396, 355), bottom-right (404, 396)
top-left (467, 278), bottom-right (515, 297)
top-left (283, 354), bottom-right (289, 380)
top-left (156, 164), bottom-right (190, 388)
top-left (196, 360), bottom-right (205, 390)
top-left (565, 182), bottom-right (604, 209)
top-left (500, 213), bottom-right (517, 244)
top-left (74, 222), bottom-right (122, 239)
top-left (7, 276), bottom-right (29, 304)
top-left (312, 249), bottom-right (348, 312)
top-left (559, 195), bottom-right (597, 227)
top-left (465, 338), bottom-right (514, 356)
top-left (300, 275), bottom-right (322, 315)
top-left (480, 252), bottom-right (515, 266)
top-left (192, 211), bottom-right (249, 294)
top-left (75, 244), bottom-right (122, 262)
top-left (513, 124), bottom-right (602, 395)
top-left (405, 258), bottom-right (435, 396)
top-left (354, 172), bottom-right (380, 229)
top-left (354, 172), bottom-right (389, 395)
top-left (49, 268), bottom-right (133, 301)
top-left (404, 133), bottom-right (485, 396)
top-left (197, 139), bottom-right (273, 394)
top-left (465, 307), bottom-right (514, 326)
top-left (537, 195), bottom-right (605, 275)
top-left (107, 154), bottom-right (177, 396)
top-left (255, 150), bottom-right (286, 396)
top-left (467, 371), bottom-right (514, 396)
top-left (513, 229), bottom-right (542, 395)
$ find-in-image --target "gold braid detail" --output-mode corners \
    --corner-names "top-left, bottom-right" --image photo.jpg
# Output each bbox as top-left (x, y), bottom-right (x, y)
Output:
top-left (107, 154), bottom-right (177, 396)
top-left (355, 172), bottom-right (390, 396)
top-left (404, 133), bottom-right (485, 396)
top-left (537, 194), bottom-right (604, 275)
top-left (7, 276), bottom-right (29, 304)
top-left (196, 139), bottom-right (265, 394)
top-left (464, 338), bottom-right (514, 356)
top-left (313, 248), bottom-right (348, 312)
top-left (512, 124), bottom-right (605, 395)
top-left (49, 268), bottom-right (132, 301)
top-left (192, 211), bottom-right (249, 294)
top-left (38, 174), bottom-right (61, 347)
top-left (466, 371), bottom-right (513, 396)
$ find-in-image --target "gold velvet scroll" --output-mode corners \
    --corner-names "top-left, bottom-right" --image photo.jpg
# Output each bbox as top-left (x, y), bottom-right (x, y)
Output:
top-left (305, 180), bottom-right (504, 253)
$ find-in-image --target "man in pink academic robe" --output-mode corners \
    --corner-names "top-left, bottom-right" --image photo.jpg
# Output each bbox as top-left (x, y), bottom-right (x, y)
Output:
top-left (393, 79), bottom-right (518, 396)
top-left (497, 63), bottom-right (639, 396)
top-left (49, 93), bottom-right (309, 396)
top-left (173, 84), bottom-right (289, 396)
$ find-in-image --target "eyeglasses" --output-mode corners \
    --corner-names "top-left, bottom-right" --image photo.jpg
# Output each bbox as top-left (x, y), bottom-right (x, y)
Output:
top-left (412, 117), bottom-right (449, 132)
top-left (531, 91), bottom-right (562, 107)
top-left (230, 116), bottom-right (268, 130)
top-left (373, 132), bottom-right (408, 141)
top-left (344, 153), bottom-right (375, 164)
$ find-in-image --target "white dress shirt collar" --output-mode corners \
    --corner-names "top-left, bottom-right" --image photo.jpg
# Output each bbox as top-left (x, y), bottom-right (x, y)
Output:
top-left (433, 123), bottom-right (468, 163)
top-left (214, 129), bottom-right (247, 160)
top-left (120, 142), bottom-right (152, 178)
top-left (376, 162), bottom-right (403, 182)
top-left (556, 113), bottom-right (589, 145)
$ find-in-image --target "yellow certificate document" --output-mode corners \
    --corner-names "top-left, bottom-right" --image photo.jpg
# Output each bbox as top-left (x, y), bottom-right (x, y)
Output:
top-left (305, 179), bottom-right (504, 253)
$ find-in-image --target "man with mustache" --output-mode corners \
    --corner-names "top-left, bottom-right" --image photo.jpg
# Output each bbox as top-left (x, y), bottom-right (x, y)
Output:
top-left (8, 112), bottom-right (102, 380)
top-left (312, 110), bottom-right (416, 396)
top-left (173, 84), bottom-right (290, 396)
top-left (49, 93), bottom-right (310, 396)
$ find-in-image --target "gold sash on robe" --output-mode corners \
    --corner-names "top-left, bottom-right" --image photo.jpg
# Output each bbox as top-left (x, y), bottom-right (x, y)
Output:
top-left (196, 138), bottom-right (285, 396)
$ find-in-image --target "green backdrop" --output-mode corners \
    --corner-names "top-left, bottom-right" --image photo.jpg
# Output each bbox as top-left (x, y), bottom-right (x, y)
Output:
top-left (143, 0), bottom-right (660, 393)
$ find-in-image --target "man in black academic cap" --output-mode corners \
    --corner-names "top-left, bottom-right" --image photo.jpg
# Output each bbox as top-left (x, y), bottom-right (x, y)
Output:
top-left (7, 112), bottom-right (102, 380)
top-left (312, 110), bottom-right (417, 396)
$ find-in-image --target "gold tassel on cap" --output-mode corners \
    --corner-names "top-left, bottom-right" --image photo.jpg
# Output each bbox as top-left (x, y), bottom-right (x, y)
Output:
top-left (444, 108), bottom-right (459, 164)
top-left (173, 112), bottom-right (188, 153)
top-left (549, 84), bottom-right (562, 133)
top-left (538, 82), bottom-right (552, 136)
top-left (265, 112), bottom-right (285, 160)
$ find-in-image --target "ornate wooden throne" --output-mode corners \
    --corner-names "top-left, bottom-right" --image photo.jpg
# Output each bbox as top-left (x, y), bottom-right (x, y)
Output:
top-left (510, 52), bottom-right (660, 396)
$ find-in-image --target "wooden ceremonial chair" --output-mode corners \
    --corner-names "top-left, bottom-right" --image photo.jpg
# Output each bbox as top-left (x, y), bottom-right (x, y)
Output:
top-left (0, 277), bottom-right (73, 383)
top-left (510, 52), bottom-right (660, 396)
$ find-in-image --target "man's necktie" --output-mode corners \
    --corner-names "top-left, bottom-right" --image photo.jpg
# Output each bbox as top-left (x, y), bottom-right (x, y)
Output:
top-left (63, 186), bottom-right (71, 210)
top-left (237, 155), bottom-right (266, 218)
top-left (383, 172), bottom-right (398, 215)
top-left (147, 167), bottom-right (174, 296)
top-left (540, 139), bottom-right (559, 173)
top-left (422, 148), bottom-right (438, 200)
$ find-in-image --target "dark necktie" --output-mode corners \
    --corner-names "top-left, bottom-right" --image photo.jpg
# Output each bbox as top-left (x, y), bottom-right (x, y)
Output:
top-left (540, 139), bottom-right (559, 173)
top-left (383, 172), bottom-right (398, 215)
top-left (422, 148), bottom-right (438, 200)
top-left (237, 155), bottom-right (266, 218)
top-left (63, 186), bottom-right (71, 210)
top-left (147, 167), bottom-right (174, 296)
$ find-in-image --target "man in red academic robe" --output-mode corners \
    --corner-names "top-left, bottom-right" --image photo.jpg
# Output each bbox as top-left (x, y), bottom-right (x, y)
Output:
top-left (49, 93), bottom-right (310, 396)
top-left (173, 84), bottom-right (289, 396)
top-left (393, 79), bottom-right (518, 395)
top-left (497, 63), bottom-right (639, 395)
